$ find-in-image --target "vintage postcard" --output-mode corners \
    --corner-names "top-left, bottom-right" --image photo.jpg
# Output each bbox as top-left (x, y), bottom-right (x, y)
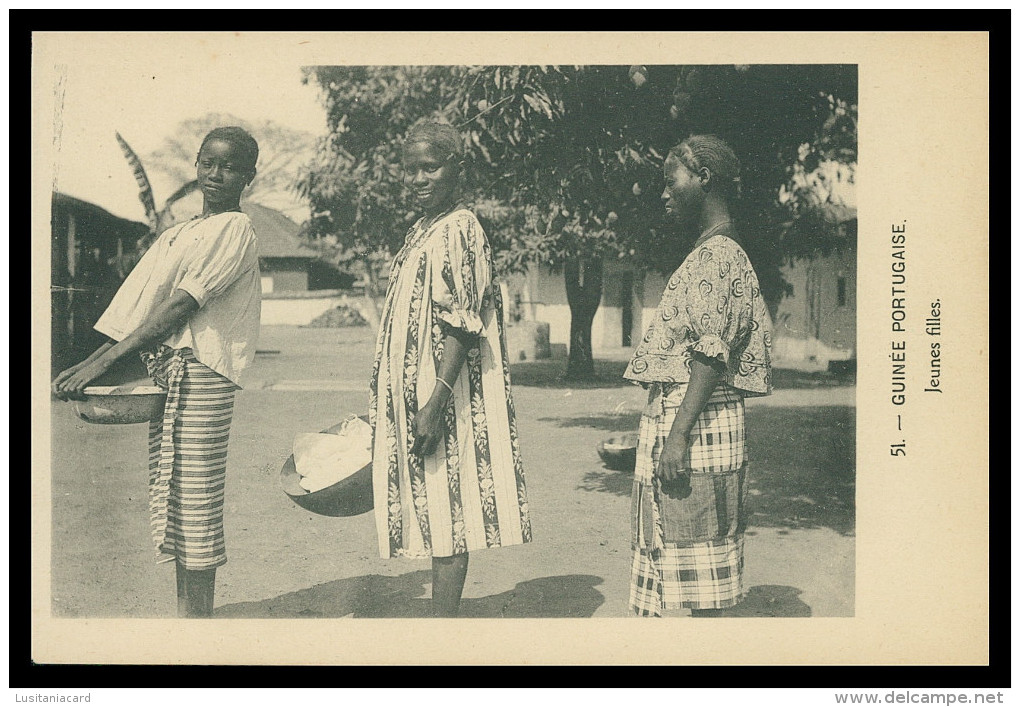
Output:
top-left (31, 31), bottom-right (989, 666)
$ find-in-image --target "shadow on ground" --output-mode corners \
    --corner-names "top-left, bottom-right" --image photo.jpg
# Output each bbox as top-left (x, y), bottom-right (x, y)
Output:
top-left (570, 406), bottom-right (855, 537)
top-left (537, 412), bottom-right (641, 432)
top-left (745, 406), bottom-right (855, 536)
top-left (653, 585), bottom-right (810, 618)
top-left (723, 585), bottom-right (812, 617)
top-left (510, 359), bottom-right (632, 389)
top-left (511, 358), bottom-right (854, 390)
top-left (215, 571), bottom-right (605, 619)
top-left (579, 468), bottom-right (634, 496)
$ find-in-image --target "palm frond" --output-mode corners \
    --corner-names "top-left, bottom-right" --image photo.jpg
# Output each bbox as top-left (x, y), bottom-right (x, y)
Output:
top-left (115, 131), bottom-right (158, 233)
top-left (154, 179), bottom-right (201, 235)
top-left (165, 179), bottom-right (199, 206)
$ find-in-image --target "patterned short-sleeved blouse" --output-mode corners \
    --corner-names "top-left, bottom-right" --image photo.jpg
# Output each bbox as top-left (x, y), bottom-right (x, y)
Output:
top-left (623, 234), bottom-right (773, 396)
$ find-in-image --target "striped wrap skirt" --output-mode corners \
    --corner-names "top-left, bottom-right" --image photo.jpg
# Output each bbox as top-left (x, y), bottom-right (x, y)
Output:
top-left (142, 346), bottom-right (237, 570)
top-left (630, 382), bottom-right (749, 616)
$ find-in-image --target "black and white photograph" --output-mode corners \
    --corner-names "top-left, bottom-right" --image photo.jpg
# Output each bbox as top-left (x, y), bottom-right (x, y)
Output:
top-left (30, 30), bottom-right (989, 672)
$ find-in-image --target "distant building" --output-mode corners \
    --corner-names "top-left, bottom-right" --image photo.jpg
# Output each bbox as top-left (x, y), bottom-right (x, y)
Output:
top-left (244, 202), bottom-right (319, 294)
top-left (502, 259), bottom-right (655, 357)
top-left (771, 242), bottom-right (856, 372)
top-left (51, 190), bottom-right (352, 358)
top-left (501, 155), bottom-right (858, 371)
top-left (50, 192), bottom-right (149, 370)
top-left (503, 238), bottom-right (857, 372)
top-left (162, 192), bottom-right (321, 294)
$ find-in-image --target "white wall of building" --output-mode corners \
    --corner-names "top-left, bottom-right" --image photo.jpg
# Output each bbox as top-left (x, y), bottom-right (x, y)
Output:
top-left (772, 247), bottom-right (856, 371)
top-left (260, 296), bottom-right (344, 326)
top-left (503, 247), bottom-right (856, 372)
top-left (502, 261), bottom-right (660, 353)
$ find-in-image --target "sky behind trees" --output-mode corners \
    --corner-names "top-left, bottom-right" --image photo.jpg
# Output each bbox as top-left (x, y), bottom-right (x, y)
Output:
top-left (48, 48), bottom-right (325, 222)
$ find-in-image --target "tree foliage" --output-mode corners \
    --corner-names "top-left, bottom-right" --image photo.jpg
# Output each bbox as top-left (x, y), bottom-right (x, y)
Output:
top-left (458, 65), bottom-right (677, 268)
top-left (660, 64), bottom-right (858, 309)
top-left (455, 65), bottom-right (682, 376)
top-left (297, 67), bottom-right (464, 263)
top-left (298, 64), bottom-right (857, 375)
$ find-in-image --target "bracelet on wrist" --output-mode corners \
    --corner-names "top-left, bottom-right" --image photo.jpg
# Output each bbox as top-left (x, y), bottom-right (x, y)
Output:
top-left (435, 376), bottom-right (455, 395)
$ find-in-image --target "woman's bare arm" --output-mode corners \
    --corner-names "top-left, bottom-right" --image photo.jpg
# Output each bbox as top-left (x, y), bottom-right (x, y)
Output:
top-left (52, 341), bottom-right (115, 390)
top-left (411, 326), bottom-right (477, 456)
top-left (54, 290), bottom-right (200, 399)
top-left (656, 354), bottom-right (725, 481)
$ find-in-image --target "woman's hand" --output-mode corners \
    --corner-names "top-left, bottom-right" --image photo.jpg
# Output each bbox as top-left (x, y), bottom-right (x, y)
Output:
top-left (52, 362), bottom-right (87, 400)
top-left (410, 326), bottom-right (474, 457)
top-left (411, 397), bottom-right (446, 457)
top-left (52, 341), bottom-right (117, 400)
top-left (656, 428), bottom-right (691, 482)
top-left (655, 353), bottom-right (722, 483)
top-left (53, 358), bottom-right (111, 401)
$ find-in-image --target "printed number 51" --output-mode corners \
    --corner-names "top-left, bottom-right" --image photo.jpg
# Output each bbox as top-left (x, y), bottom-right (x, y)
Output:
top-left (890, 442), bottom-right (906, 457)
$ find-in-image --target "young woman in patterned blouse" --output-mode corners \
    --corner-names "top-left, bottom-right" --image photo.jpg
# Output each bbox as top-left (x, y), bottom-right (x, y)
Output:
top-left (623, 134), bottom-right (773, 617)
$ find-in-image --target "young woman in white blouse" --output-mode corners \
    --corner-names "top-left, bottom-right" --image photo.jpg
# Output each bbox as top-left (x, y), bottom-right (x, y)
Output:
top-left (53, 127), bottom-right (262, 618)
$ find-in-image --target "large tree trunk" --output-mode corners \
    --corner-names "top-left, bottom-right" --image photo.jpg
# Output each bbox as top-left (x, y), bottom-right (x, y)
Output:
top-left (563, 256), bottom-right (604, 381)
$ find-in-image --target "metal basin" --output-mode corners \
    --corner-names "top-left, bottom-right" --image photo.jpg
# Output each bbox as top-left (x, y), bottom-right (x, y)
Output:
top-left (280, 418), bottom-right (374, 517)
top-left (597, 433), bottom-right (639, 472)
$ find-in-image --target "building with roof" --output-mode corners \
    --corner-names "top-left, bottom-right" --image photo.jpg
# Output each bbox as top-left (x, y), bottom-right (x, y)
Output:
top-left (51, 190), bottom-right (357, 361)
top-left (161, 192), bottom-right (321, 294)
top-left (160, 193), bottom-right (352, 325)
top-left (50, 192), bottom-right (150, 370)
top-left (502, 160), bottom-right (857, 372)
top-left (244, 201), bottom-right (320, 294)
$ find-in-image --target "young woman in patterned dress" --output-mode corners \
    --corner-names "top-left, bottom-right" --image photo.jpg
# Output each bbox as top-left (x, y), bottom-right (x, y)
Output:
top-left (624, 135), bottom-right (773, 617)
top-left (369, 122), bottom-right (532, 617)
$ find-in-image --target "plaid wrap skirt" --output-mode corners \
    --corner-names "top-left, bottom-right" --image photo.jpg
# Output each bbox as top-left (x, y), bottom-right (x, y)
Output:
top-left (630, 382), bottom-right (749, 616)
top-left (143, 346), bottom-right (237, 570)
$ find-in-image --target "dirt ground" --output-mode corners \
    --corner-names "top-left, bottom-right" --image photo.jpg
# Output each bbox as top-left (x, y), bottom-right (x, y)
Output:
top-left (48, 325), bottom-right (855, 619)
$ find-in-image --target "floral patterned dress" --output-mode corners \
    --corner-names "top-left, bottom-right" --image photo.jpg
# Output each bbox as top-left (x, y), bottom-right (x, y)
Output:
top-left (369, 208), bottom-right (532, 559)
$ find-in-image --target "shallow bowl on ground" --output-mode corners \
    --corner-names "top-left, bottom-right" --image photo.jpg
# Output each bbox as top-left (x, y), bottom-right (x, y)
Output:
top-left (597, 433), bottom-right (640, 472)
top-left (73, 384), bottom-right (168, 425)
top-left (280, 417), bottom-right (374, 517)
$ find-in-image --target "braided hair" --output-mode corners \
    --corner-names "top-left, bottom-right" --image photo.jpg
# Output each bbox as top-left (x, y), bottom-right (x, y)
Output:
top-left (668, 134), bottom-right (741, 199)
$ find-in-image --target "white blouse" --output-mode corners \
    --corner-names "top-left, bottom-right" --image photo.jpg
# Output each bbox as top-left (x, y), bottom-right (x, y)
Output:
top-left (94, 211), bottom-right (262, 387)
